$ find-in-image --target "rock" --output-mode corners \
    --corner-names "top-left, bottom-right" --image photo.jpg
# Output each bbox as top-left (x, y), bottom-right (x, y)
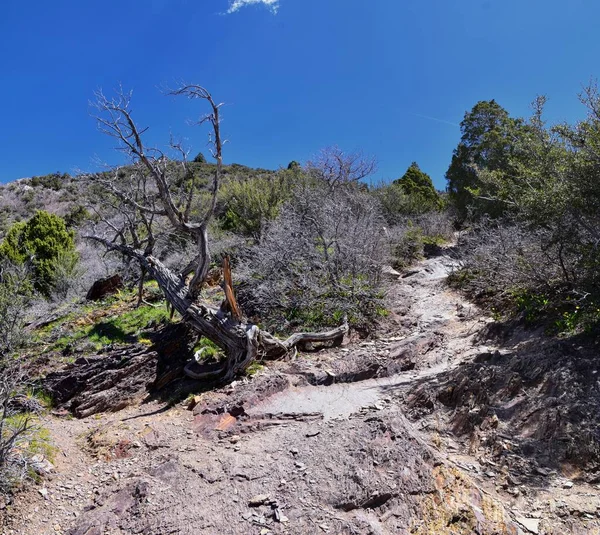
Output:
top-left (229, 435), bottom-right (241, 444)
top-left (381, 265), bottom-right (402, 279)
top-left (86, 274), bottom-right (123, 301)
top-left (38, 488), bottom-right (49, 499)
top-left (187, 395), bottom-right (202, 411)
top-left (562, 480), bottom-right (574, 489)
top-left (514, 515), bottom-right (540, 534)
top-left (31, 454), bottom-right (55, 475)
top-left (249, 494), bottom-right (270, 507)
top-left (274, 508), bottom-right (289, 523)
top-left (44, 323), bottom-right (195, 418)
top-left (306, 430), bottom-right (320, 437)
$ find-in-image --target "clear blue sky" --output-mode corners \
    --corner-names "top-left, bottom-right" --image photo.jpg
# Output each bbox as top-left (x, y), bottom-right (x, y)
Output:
top-left (1, 0), bottom-right (599, 189)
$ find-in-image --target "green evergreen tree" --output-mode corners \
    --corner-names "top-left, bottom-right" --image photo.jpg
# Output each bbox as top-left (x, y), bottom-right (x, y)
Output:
top-left (445, 100), bottom-right (525, 219)
top-left (394, 162), bottom-right (442, 210)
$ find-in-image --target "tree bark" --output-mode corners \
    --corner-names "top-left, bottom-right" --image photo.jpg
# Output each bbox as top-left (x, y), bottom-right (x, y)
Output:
top-left (124, 251), bottom-right (348, 383)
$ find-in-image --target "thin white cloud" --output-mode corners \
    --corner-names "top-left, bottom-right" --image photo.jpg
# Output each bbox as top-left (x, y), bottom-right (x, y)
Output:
top-left (412, 113), bottom-right (459, 128)
top-left (226, 0), bottom-right (279, 14)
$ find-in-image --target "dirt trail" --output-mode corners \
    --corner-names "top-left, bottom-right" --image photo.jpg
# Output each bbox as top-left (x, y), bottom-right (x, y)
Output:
top-left (249, 253), bottom-right (484, 420)
top-left (3, 251), bottom-right (599, 534)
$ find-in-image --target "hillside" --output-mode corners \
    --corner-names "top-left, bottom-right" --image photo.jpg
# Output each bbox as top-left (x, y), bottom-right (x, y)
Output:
top-left (1, 248), bottom-right (599, 534)
top-left (2, 85), bottom-right (600, 535)
top-left (0, 162), bottom-right (277, 237)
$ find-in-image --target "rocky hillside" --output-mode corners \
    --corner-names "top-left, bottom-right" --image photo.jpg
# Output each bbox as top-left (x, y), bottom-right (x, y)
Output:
top-left (2, 249), bottom-right (599, 535)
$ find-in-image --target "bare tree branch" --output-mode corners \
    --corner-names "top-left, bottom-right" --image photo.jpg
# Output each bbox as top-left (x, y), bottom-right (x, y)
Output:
top-left (86, 83), bottom-right (347, 383)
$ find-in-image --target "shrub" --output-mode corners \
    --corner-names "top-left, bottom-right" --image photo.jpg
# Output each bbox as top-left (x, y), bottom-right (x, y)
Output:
top-left (448, 87), bottom-right (600, 334)
top-left (388, 212), bottom-right (454, 269)
top-left (0, 367), bottom-right (38, 493)
top-left (219, 172), bottom-right (293, 238)
top-left (371, 180), bottom-right (444, 225)
top-left (0, 211), bottom-right (79, 298)
top-left (237, 182), bottom-right (388, 332)
top-left (64, 205), bottom-right (91, 228)
top-left (29, 172), bottom-right (68, 191)
top-left (393, 162), bottom-right (443, 210)
top-left (0, 261), bottom-right (31, 358)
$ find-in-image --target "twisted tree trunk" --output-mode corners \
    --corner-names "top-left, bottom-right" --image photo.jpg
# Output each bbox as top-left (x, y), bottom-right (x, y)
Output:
top-left (133, 253), bottom-right (347, 384)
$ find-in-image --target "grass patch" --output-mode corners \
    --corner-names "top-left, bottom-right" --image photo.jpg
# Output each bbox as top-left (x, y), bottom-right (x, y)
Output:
top-left (193, 337), bottom-right (225, 362)
top-left (37, 301), bottom-right (171, 354)
top-left (245, 361), bottom-right (265, 377)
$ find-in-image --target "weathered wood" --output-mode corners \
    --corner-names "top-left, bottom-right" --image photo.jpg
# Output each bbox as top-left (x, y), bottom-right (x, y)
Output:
top-left (222, 256), bottom-right (242, 321)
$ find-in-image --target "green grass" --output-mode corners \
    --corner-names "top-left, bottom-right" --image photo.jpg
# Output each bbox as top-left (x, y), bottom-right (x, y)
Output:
top-left (87, 305), bottom-right (170, 345)
top-left (245, 361), bottom-right (265, 377)
top-left (192, 337), bottom-right (225, 361)
top-left (38, 301), bottom-right (171, 354)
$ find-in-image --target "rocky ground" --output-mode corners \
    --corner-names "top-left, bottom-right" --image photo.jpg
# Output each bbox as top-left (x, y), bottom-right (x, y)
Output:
top-left (2, 250), bottom-right (600, 534)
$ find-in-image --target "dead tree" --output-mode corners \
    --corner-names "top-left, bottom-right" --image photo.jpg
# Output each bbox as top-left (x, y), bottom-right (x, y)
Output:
top-left (86, 84), bottom-right (347, 383)
top-left (305, 145), bottom-right (377, 192)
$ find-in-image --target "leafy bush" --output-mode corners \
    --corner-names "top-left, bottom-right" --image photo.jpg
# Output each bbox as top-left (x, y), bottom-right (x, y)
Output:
top-left (448, 87), bottom-right (600, 335)
top-left (219, 171), bottom-right (294, 238)
top-left (0, 211), bottom-right (79, 298)
top-left (29, 172), bottom-right (69, 191)
top-left (393, 162), bottom-right (443, 210)
top-left (64, 205), bottom-right (91, 228)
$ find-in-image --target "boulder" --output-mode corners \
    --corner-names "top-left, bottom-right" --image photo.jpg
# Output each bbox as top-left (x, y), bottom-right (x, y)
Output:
top-left (86, 274), bottom-right (123, 301)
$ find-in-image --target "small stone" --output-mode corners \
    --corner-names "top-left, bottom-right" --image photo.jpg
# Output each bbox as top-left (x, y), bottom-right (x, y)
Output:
top-left (230, 435), bottom-right (241, 444)
top-left (515, 515), bottom-right (540, 534)
top-left (305, 430), bottom-right (320, 438)
top-left (275, 510), bottom-right (289, 523)
top-left (294, 461), bottom-right (306, 470)
top-left (38, 488), bottom-right (48, 499)
top-left (187, 395), bottom-right (202, 411)
top-left (290, 447), bottom-right (299, 455)
top-left (562, 480), bottom-right (573, 489)
top-left (249, 494), bottom-right (270, 507)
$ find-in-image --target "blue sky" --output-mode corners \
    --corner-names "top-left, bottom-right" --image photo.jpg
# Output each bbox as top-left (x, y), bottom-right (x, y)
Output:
top-left (1, 0), bottom-right (599, 189)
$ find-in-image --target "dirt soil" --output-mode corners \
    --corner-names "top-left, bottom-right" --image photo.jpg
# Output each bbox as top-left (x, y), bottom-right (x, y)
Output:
top-left (2, 250), bottom-right (600, 534)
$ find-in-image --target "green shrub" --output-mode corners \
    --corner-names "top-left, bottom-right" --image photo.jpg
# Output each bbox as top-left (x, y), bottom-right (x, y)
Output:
top-left (30, 172), bottom-right (68, 191)
top-left (0, 211), bottom-right (78, 298)
top-left (219, 173), bottom-right (293, 238)
top-left (64, 205), bottom-right (91, 228)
